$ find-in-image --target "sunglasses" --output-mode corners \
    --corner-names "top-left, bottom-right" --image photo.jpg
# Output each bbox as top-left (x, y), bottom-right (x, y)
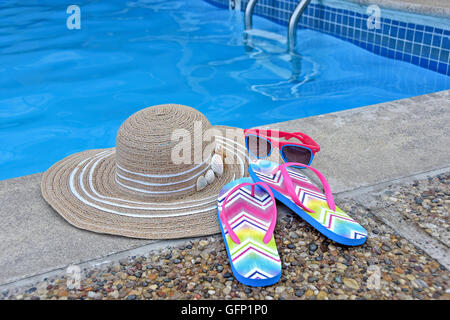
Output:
top-left (244, 129), bottom-right (320, 165)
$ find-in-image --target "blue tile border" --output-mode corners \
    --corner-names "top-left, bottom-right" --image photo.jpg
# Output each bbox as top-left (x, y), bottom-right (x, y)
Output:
top-left (204, 0), bottom-right (450, 76)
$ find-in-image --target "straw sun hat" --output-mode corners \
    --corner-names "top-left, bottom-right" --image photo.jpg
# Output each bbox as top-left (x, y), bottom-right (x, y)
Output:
top-left (42, 104), bottom-right (249, 239)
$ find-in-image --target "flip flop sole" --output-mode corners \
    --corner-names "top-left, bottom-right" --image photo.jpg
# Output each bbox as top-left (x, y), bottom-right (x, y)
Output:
top-left (249, 161), bottom-right (367, 246)
top-left (217, 177), bottom-right (282, 287)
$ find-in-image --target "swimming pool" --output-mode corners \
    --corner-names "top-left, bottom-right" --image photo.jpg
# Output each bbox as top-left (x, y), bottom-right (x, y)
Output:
top-left (0, 0), bottom-right (449, 180)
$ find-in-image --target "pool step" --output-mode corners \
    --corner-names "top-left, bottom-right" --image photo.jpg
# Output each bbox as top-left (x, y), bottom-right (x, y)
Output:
top-left (244, 0), bottom-right (312, 52)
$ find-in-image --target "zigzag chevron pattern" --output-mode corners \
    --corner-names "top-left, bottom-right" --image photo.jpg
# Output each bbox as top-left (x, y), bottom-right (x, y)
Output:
top-left (217, 178), bottom-right (281, 281)
top-left (244, 267), bottom-right (275, 280)
top-left (251, 160), bottom-right (367, 242)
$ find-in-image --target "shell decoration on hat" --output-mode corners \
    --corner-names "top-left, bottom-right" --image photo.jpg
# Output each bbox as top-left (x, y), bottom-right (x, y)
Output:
top-left (196, 151), bottom-right (224, 191)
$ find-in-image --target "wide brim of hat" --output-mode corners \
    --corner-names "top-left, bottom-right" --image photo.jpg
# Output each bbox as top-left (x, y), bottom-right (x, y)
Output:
top-left (41, 126), bottom-right (249, 239)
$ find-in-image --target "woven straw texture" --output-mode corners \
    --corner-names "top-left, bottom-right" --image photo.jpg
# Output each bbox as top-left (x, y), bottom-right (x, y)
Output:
top-left (41, 104), bottom-right (249, 239)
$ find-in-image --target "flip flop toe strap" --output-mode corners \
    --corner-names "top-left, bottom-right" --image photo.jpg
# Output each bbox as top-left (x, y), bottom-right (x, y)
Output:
top-left (272, 162), bottom-right (336, 213)
top-left (275, 165), bottom-right (315, 213)
top-left (221, 182), bottom-right (277, 245)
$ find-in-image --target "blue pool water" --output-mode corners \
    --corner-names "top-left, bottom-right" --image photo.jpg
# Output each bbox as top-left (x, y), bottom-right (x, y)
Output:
top-left (1, 0), bottom-right (449, 180)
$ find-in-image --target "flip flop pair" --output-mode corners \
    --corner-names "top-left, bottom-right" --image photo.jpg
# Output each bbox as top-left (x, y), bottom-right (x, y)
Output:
top-left (217, 160), bottom-right (367, 287)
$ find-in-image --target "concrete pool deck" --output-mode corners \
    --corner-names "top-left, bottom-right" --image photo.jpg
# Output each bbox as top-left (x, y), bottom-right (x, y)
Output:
top-left (0, 89), bottom-right (449, 289)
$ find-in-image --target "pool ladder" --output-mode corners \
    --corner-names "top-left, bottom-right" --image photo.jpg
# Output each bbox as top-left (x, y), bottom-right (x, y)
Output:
top-left (244, 0), bottom-right (312, 52)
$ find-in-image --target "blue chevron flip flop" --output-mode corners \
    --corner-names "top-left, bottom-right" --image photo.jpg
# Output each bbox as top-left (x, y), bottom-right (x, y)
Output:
top-left (217, 177), bottom-right (282, 287)
top-left (248, 160), bottom-right (367, 246)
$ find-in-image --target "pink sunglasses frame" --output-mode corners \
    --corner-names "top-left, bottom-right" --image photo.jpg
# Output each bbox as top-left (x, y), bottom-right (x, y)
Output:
top-left (244, 129), bottom-right (320, 160)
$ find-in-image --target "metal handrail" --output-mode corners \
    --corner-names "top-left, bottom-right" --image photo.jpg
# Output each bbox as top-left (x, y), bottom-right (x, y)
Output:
top-left (242, 1), bottom-right (313, 83)
top-left (288, 0), bottom-right (311, 52)
top-left (244, 0), bottom-right (258, 30)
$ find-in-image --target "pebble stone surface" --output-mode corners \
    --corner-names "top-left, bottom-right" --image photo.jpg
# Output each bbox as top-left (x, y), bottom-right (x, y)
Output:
top-left (2, 174), bottom-right (449, 300)
top-left (380, 173), bottom-right (449, 247)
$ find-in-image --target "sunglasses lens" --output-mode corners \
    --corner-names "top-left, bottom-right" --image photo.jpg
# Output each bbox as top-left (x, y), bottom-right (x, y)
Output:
top-left (246, 135), bottom-right (271, 158)
top-left (281, 146), bottom-right (312, 165)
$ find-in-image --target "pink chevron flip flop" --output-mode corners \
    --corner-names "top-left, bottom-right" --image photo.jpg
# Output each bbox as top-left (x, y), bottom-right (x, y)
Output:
top-left (217, 177), bottom-right (282, 287)
top-left (249, 160), bottom-right (367, 246)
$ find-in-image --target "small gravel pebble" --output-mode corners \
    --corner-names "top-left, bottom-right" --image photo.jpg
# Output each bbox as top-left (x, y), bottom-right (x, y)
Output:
top-left (309, 243), bottom-right (318, 253)
top-left (295, 289), bottom-right (305, 297)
